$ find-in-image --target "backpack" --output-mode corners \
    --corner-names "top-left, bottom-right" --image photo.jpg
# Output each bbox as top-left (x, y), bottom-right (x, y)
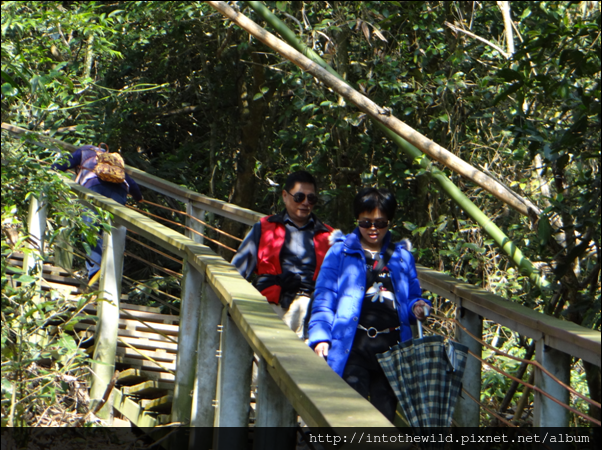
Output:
top-left (76, 143), bottom-right (126, 185)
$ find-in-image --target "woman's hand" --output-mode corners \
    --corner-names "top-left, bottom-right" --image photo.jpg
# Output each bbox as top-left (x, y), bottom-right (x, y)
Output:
top-left (314, 342), bottom-right (329, 359)
top-left (413, 300), bottom-right (429, 321)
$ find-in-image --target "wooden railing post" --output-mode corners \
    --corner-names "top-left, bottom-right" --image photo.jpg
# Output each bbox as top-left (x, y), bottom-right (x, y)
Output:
top-left (90, 221), bottom-right (126, 422)
top-left (186, 202), bottom-right (205, 244)
top-left (189, 284), bottom-right (223, 450)
top-left (213, 307), bottom-right (253, 448)
top-left (454, 305), bottom-right (482, 427)
top-left (23, 195), bottom-right (47, 290)
top-left (171, 259), bottom-right (203, 425)
top-left (533, 339), bottom-right (570, 426)
top-left (254, 356), bottom-right (297, 449)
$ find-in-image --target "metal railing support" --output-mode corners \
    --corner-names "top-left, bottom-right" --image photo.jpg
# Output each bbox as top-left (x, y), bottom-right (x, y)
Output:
top-left (254, 356), bottom-right (297, 449)
top-left (189, 285), bottom-right (223, 450)
top-left (171, 259), bottom-right (203, 425)
top-left (454, 306), bottom-right (482, 426)
top-left (186, 202), bottom-right (205, 244)
top-left (213, 307), bottom-right (253, 448)
top-left (90, 221), bottom-right (126, 422)
top-left (533, 339), bottom-right (571, 426)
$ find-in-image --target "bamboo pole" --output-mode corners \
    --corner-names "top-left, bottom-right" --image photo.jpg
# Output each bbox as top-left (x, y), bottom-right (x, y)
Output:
top-left (224, 1), bottom-right (550, 290)
top-left (239, 1), bottom-right (535, 220)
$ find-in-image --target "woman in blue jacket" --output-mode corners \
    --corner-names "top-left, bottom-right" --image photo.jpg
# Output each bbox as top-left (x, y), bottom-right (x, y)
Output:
top-left (308, 187), bottom-right (430, 422)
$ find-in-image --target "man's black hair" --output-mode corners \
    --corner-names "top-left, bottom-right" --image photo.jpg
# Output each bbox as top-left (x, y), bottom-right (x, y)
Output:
top-left (283, 171), bottom-right (317, 191)
top-left (353, 187), bottom-right (397, 220)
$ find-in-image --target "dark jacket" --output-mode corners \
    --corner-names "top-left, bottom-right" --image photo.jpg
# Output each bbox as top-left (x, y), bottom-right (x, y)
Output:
top-left (52, 145), bottom-right (142, 201)
top-left (231, 210), bottom-right (332, 306)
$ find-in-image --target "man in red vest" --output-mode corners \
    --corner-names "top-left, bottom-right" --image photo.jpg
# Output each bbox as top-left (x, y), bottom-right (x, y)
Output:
top-left (232, 171), bottom-right (333, 337)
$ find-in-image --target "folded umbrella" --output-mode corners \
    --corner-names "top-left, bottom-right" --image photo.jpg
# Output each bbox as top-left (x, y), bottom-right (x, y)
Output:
top-left (377, 308), bottom-right (468, 430)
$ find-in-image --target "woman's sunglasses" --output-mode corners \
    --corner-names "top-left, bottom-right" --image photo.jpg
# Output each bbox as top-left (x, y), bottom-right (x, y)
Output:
top-left (286, 190), bottom-right (318, 205)
top-left (357, 219), bottom-right (389, 229)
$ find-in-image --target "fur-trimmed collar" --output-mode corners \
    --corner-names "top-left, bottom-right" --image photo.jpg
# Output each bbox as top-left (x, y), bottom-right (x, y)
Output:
top-left (328, 229), bottom-right (346, 245)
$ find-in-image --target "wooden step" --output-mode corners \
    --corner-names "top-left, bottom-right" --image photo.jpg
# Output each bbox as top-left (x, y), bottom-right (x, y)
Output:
top-left (117, 368), bottom-right (149, 386)
top-left (119, 318), bottom-right (180, 336)
top-left (115, 356), bottom-right (176, 374)
top-left (6, 257), bottom-right (83, 285)
top-left (73, 322), bottom-right (179, 344)
top-left (140, 395), bottom-right (173, 413)
top-left (116, 346), bottom-right (177, 363)
top-left (117, 367), bottom-right (175, 383)
top-left (84, 302), bottom-right (164, 315)
top-left (84, 305), bottom-right (179, 325)
top-left (121, 380), bottom-right (173, 399)
top-left (117, 335), bottom-right (178, 353)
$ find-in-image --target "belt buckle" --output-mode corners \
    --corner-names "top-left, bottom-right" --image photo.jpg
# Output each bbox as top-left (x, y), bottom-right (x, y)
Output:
top-left (366, 327), bottom-right (378, 338)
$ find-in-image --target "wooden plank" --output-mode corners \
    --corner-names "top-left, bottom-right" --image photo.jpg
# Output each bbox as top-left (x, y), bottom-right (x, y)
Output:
top-left (118, 303), bottom-right (163, 314)
top-left (77, 316), bottom-right (180, 335)
top-left (204, 266), bottom-right (396, 429)
top-left (117, 368), bottom-right (176, 384)
top-left (121, 380), bottom-right (173, 398)
top-left (84, 303), bottom-right (165, 316)
top-left (115, 355), bottom-right (176, 373)
top-left (172, 260), bottom-right (203, 425)
top-left (7, 256), bottom-right (73, 277)
top-left (127, 166), bottom-right (264, 226)
top-left (120, 309), bottom-right (179, 325)
top-left (416, 265), bottom-right (601, 367)
top-left (140, 395), bottom-right (173, 413)
top-left (116, 346), bottom-right (177, 363)
top-left (117, 368), bottom-right (148, 385)
top-left (84, 306), bottom-right (180, 325)
top-left (90, 222), bottom-right (126, 420)
top-left (73, 322), bottom-right (179, 343)
top-left (118, 318), bottom-right (180, 336)
top-left (117, 335), bottom-right (178, 352)
top-left (112, 389), bottom-right (158, 428)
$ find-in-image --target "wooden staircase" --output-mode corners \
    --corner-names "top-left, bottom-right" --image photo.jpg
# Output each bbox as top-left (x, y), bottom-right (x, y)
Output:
top-left (6, 253), bottom-right (180, 427)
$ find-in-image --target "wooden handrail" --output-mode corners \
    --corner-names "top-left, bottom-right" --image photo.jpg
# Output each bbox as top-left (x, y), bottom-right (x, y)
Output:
top-left (416, 265), bottom-right (600, 367)
top-left (69, 181), bottom-right (395, 428)
top-left (6, 120), bottom-right (600, 428)
top-left (126, 166), bottom-right (264, 226)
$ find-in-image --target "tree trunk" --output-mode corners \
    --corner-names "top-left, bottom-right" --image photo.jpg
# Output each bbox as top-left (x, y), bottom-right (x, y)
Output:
top-left (220, 41), bottom-right (276, 257)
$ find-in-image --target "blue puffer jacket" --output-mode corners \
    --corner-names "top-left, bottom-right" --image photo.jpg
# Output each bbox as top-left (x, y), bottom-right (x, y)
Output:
top-left (308, 228), bottom-right (430, 377)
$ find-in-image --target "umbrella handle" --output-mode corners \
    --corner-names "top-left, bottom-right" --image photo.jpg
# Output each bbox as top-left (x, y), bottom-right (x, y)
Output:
top-left (417, 305), bottom-right (430, 339)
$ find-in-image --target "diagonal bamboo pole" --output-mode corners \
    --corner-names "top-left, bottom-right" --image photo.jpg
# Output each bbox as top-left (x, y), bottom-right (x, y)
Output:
top-left (213, 0), bottom-right (550, 291)
top-left (242, 1), bottom-right (536, 220)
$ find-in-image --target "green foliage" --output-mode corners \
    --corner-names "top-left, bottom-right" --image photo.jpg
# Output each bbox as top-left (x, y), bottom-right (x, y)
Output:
top-left (0, 134), bottom-right (109, 426)
top-left (2, 0), bottom-right (600, 426)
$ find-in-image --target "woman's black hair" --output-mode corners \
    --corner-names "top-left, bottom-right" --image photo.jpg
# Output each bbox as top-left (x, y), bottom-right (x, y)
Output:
top-left (353, 187), bottom-right (397, 220)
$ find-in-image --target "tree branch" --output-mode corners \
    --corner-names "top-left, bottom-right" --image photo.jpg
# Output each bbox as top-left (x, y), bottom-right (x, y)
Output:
top-left (444, 21), bottom-right (510, 59)
top-left (496, 1), bottom-right (515, 56)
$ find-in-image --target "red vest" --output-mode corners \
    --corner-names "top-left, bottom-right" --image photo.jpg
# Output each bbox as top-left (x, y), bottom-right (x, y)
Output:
top-left (256, 216), bottom-right (333, 304)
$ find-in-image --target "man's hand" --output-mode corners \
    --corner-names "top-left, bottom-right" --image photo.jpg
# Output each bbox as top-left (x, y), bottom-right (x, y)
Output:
top-left (314, 342), bottom-right (329, 359)
top-left (413, 300), bottom-right (429, 321)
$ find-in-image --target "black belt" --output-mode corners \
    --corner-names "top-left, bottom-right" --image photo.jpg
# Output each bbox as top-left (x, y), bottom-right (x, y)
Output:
top-left (357, 324), bottom-right (400, 339)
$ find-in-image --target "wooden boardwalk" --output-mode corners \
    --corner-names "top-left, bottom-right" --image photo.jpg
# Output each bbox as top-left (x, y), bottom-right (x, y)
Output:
top-left (3, 121), bottom-right (599, 436)
top-left (7, 253), bottom-right (180, 427)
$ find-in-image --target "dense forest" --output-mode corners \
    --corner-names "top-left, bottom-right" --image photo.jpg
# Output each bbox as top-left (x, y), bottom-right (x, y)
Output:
top-left (1, 1), bottom-right (600, 426)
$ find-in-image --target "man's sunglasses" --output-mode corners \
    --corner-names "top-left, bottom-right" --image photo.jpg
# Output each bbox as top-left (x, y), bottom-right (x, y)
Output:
top-left (286, 190), bottom-right (318, 205)
top-left (357, 219), bottom-right (389, 229)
